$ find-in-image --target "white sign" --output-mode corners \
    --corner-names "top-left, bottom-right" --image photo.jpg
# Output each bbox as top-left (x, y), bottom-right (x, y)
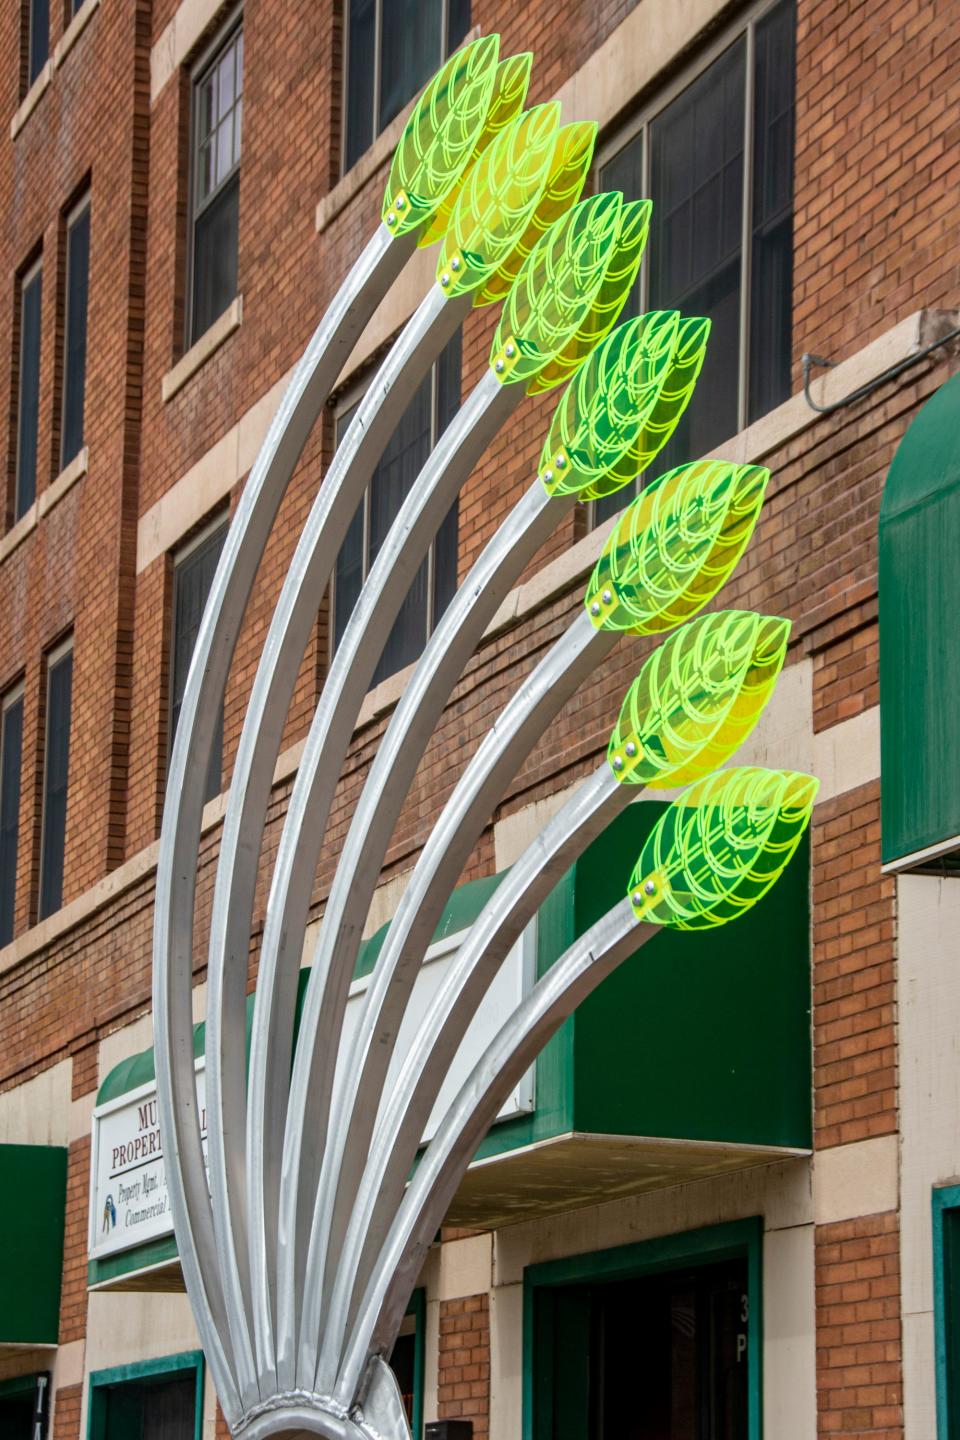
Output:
top-left (88, 1059), bottom-right (206, 1262)
top-left (89, 923), bottom-right (534, 1263)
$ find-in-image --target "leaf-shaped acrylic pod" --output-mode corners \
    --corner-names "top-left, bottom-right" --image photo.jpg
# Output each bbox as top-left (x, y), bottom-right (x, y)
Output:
top-left (382, 34), bottom-right (501, 236)
top-left (585, 460), bottom-right (770, 634)
top-left (538, 309), bottom-right (681, 497)
top-left (490, 194), bottom-right (651, 391)
top-left (418, 51), bottom-right (533, 248)
top-left (437, 103), bottom-right (563, 295)
top-left (529, 197), bottom-right (652, 394)
top-left (607, 610), bottom-right (791, 787)
top-left (628, 765), bottom-right (819, 928)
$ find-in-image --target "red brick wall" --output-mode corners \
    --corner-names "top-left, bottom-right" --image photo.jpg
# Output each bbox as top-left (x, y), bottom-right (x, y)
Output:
top-left (438, 1294), bottom-right (490, 1440)
top-left (51, 1384), bottom-right (82, 1440)
top-left (813, 781), bottom-right (897, 1150)
top-left (815, 1212), bottom-right (904, 1438)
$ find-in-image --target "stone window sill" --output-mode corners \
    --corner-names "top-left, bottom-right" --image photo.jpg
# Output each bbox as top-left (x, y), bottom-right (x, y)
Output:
top-left (10, 61), bottom-right (51, 140)
top-left (162, 296), bottom-right (243, 403)
top-left (54, 0), bottom-right (101, 67)
top-left (0, 448), bottom-right (90, 565)
top-left (41, 445), bottom-right (89, 516)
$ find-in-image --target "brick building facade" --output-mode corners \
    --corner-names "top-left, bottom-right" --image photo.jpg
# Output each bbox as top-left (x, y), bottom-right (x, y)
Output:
top-left (0, 0), bottom-right (958, 1437)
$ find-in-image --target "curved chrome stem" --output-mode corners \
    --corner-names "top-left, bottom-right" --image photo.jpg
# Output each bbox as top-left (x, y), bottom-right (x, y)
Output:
top-left (310, 609), bottom-right (615, 1392)
top-left (153, 223), bottom-right (412, 1423)
top-left (338, 900), bottom-right (655, 1405)
top-left (323, 765), bottom-right (628, 1365)
top-left (246, 368), bottom-right (515, 1391)
top-left (205, 278), bottom-right (468, 1400)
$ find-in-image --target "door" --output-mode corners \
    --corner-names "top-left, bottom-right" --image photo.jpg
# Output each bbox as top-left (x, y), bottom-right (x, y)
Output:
top-left (534, 1258), bottom-right (749, 1440)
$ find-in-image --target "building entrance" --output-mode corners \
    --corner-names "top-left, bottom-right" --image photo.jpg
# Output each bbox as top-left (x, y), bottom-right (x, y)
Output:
top-left (534, 1257), bottom-right (749, 1440)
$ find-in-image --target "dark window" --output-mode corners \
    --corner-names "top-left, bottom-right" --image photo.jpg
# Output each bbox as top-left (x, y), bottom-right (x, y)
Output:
top-left (171, 521), bottom-right (227, 804)
top-left (190, 20), bottom-right (243, 344)
top-left (27, 0), bottom-right (48, 88)
top-left (15, 261), bottom-right (42, 523)
top-left (344, 0), bottom-right (470, 172)
top-left (594, 0), bottom-right (795, 527)
top-left (332, 332), bottom-right (460, 686)
top-left (61, 198), bottom-right (90, 470)
top-left (533, 1258), bottom-right (749, 1440)
top-left (39, 643), bottom-right (72, 921)
top-left (0, 690), bottom-right (24, 947)
top-left (89, 1364), bottom-right (199, 1440)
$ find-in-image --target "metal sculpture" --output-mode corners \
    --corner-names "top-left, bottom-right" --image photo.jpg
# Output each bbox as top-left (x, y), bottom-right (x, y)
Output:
top-left (152, 34), bottom-right (816, 1440)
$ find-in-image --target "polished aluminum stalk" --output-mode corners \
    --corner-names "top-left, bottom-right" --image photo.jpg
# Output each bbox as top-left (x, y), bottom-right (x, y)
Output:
top-left (153, 223), bottom-right (415, 1423)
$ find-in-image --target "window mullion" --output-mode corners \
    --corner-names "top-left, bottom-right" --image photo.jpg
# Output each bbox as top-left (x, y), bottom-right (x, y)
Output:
top-left (738, 18), bottom-right (757, 435)
top-left (372, 0), bottom-right (383, 146)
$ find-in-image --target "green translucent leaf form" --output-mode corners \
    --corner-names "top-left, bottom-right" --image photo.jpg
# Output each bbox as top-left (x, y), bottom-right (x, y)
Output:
top-left (486, 191), bottom-right (624, 391)
top-left (418, 52), bottom-right (532, 249)
top-left (623, 315), bottom-right (710, 482)
top-left (627, 766), bottom-right (818, 930)
top-left (437, 104), bottom-right (562, 298)
top-left (383, 35), bottom-right (500, 238)
top-left (538, 310), bottom-right (681, 499)
top-left (527, 198), bottom-right (652, 397)
top-left (608, 610), bottom-right (791, 787)
top-left (474, 121), bottom-right (596, 307)
top-left (584, 460), bottom-right (769, 635)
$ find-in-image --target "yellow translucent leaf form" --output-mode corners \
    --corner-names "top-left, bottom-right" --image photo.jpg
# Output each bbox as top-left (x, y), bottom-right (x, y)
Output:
top-left (538, 310), bottom-right (681, 500)
top-left (438, 104), bottom-right (562, 299)
top-left (383, 35), bottom-right (500, 238)
top-left (527, 198), bottom-right (652, 396)
top-left (418, 52), bottom-right (532, 249)
top-left (486, 191), bottom-right (623, 391)
top-left (627, 766), bottom-right (819, 930)
top-left (607, 610), bottom-right (791, 787)
top-left (584, 460), bottom-right (769, 635)
top-left (473, 121), bottom-right (596, 306)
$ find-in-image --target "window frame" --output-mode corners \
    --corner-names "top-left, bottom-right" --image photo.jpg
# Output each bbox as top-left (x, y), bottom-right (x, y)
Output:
top-left (14, 254), bottom-right (43, 525)
top-left (329, 345), bottom-right (459, 681)
top-left (86, 1350), bottom-right (205, 1440)
top-left (0, 682), bottom-right (25, 948)
top-left (185, 8), bottom-right (243, 348)
top-left (60, 190), bottom-right (91, 473)
top-left (38, 635), bottom-right (73, 922)
top-left (934, 1184), bottom-right (960, 1438)
top-left (590, 0), bottom-right (792, 524)
top-left (341, 0), bottom-right (463, 176)
top-left (169, 511), bottom-right (229, 804)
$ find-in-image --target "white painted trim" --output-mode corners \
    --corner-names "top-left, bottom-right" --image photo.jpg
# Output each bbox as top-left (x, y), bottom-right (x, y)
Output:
top-left (161, 294), bottom-right (243, 403)
top-left (10, 60), bottom-right (51, 140)
top-left (54, 0), bottom-right (101, 68)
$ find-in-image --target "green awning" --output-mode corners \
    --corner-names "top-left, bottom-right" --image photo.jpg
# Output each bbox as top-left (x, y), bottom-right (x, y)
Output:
top-left (880, 371), bottom-right (960, 869)
top-left (0, 1145), bottom-right (66, 1345)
